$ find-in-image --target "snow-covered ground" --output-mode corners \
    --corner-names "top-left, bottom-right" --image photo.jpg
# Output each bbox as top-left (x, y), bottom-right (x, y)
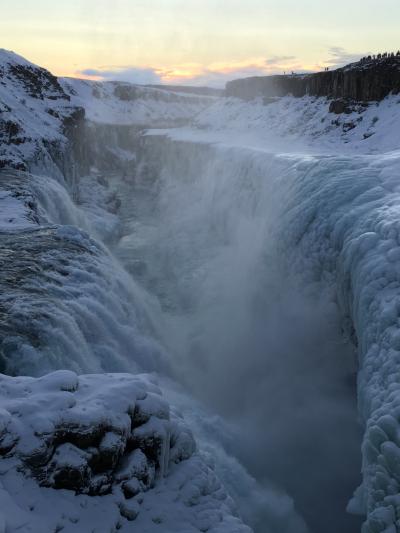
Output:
top-left (61, 77), bottom-right (214, 127)
top-left (161, 92), bottom-right (400, 155)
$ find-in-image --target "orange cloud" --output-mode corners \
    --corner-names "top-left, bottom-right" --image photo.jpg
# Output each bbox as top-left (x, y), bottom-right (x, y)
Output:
top-left (77, 56), bottom-right (325, 87)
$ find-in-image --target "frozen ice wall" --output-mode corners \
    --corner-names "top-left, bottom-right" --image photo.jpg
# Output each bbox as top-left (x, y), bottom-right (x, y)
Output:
top-left (128, 137), bottom-right (400, 533)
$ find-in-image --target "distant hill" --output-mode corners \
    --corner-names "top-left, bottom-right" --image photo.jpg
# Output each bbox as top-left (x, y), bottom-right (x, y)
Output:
top-left (145, 84), bottom-right (223, 97)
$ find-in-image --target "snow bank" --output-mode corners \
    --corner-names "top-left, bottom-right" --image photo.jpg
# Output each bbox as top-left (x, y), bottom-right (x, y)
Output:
top-left (192, 94), bottom-right (400, 154)
top-left (0, 370), bottom-right (249, 533)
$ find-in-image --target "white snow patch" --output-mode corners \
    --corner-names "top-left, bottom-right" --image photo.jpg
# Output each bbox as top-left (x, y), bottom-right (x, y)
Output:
top-left (0, 190), bottom-right (35, 230)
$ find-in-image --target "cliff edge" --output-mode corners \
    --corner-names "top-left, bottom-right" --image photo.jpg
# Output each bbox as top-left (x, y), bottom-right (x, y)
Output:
top-left (226, 54), bottom-right (400, 102)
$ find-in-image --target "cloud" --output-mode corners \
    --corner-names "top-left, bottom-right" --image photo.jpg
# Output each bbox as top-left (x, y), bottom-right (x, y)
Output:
top-left (264, 55), bottom-right (296, 66)
top-left (325, 46), bottom-right (366, 68)
top-left (80, 50), bottom-right (374, 89)
top-left (76, 56), bottom-right (304, 88)
top-left (78, 66), bottom-right (162, 85)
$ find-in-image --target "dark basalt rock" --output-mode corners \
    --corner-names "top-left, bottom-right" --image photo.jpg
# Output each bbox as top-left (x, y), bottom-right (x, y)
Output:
top-left (0, 120), bottom-right (28, 146)
top-left (226, 56), bottom-right (400, 104)
top-left (114, 84), bottom-right (139, 102)
top-left (62, 107), bottom-right (86, 130)
top-left (0, 159), bottom-right (27, 171)
top-left (329, 99), bottom-right (352, 114)
top-left (7, 64), bottom-right (69, 101)
top-left (113, 82), bottom-right (212, 106)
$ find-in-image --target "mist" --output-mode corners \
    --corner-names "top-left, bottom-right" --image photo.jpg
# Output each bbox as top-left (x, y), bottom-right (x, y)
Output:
top-left (112, 141), bottom-right (364, 532)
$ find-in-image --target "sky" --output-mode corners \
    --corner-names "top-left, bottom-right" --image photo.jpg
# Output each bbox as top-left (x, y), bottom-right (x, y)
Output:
top-left (1, 0), bottom-right (400, 87)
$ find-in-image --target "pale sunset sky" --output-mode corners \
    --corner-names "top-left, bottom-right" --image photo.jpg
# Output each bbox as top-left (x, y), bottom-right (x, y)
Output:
top-left (1, 0), bottom-right (399, 86)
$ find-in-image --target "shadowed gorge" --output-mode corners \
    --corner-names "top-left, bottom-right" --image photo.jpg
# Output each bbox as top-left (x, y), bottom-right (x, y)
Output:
top-left (110, 138), bottom-right (364, 533)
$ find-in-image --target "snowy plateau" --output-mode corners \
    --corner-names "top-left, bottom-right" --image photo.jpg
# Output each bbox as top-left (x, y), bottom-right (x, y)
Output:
top-left (0, 48), bottom-right (400, 533)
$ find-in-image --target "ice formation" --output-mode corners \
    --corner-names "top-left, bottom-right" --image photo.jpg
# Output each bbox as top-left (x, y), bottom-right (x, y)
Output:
top-left (0, 370), bottom-right (249, 533)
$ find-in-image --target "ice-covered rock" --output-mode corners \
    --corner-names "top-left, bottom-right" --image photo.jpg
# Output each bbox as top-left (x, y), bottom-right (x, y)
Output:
top-left (0, 370), bottom-right (249, 532)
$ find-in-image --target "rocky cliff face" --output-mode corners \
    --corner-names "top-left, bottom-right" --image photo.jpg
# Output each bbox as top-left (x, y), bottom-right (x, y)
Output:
top-left (0, 49), bottom-right (87, 190)
top-left (226, 56), bottom-right (400, 102)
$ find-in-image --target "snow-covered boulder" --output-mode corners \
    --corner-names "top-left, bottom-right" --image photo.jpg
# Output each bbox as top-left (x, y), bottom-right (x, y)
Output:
top-left (0, 370), bottom-right (250, 532)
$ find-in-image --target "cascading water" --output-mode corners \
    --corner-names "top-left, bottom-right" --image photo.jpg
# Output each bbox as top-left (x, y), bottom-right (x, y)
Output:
top-left (110, 136), bottom-right (364, 533)
top-left (0, 132), bottom-right (366, 533)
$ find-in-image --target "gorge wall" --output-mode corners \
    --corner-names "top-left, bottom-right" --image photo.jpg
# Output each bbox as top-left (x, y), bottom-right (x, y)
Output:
top-left (225, 55), bottom-right (400, 102)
